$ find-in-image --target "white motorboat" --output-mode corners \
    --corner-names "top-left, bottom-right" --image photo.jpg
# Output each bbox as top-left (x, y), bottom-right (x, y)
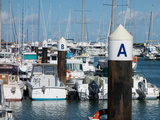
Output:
top-left (0, 50), bottom-right (16, 64)
top-left (76, 76), bottom-right (108, 100)
top-left (97, 56), bottom-right (138, 71)
top-left (77, 72), bottom-right (159, 100)
top-left (66, 58), bottom-right (85, 87)
top-left (73, 54), bottom-right (95, 75)
top-left (132, 72), bottom-right (159, 100)
top-left (0, 80), bottom-right (13, 120)
top-left (143, 44), bottom-right (158, 60)
top-left (0, 63), bottom-right (24, 101)
top-left (144, 53), bottom-right (156, 60)
top-left (133, 48), bottom-right (142, 57)
top-left (19, 52), bottom-right (38, 80)
top-left (26, 63), bottom-right (66, 100)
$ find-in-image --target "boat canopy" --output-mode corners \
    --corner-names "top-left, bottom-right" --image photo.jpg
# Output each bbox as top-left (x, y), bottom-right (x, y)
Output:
top-left (23, 53), bottom-right (37, 60)
top-left (0, 64), bottom-right (18, 75)
top-left (83, 76), bottom-right (103, 88)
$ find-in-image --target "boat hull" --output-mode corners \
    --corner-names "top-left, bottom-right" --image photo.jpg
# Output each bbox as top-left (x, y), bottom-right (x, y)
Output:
top-left (4, 85), bottom-right (23, 101)
top-left (28, 86), bottom-right (66, 100)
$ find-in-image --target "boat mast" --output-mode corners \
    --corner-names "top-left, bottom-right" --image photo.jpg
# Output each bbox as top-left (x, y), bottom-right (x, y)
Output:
top-left (31, 0), bottom-right (33, 43)
top-left (48, 2), bottom-right (52, 39)
top-left (82, 0), bottom-right (84, 45)
top-left (27, 6), bottom-right (29, 43)
top-left (65, 8), bottom-right (71, 39)
top-left (10, 1), bottom-right (12, 44)
top-left (22, 0), bottom-right (24, 51)
top-left (109, 0), bottom-right (114, 35)
top-left (148, 5), bottom-right (153, 41)
top-left (38, 0), bottom-right (40, 42)
top-left (58, 0), bottom-right (61, 39)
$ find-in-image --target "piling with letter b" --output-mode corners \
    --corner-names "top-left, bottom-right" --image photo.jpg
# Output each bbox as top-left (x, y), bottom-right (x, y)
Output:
top-left (108, 24), bottom-right (133, 120)
top-left (58, 37), bottom-right (67, 85)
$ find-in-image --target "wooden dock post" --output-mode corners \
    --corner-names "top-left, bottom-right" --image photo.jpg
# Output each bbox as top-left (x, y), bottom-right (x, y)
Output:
top-left (42, 40), bottom-right (48, 63)
top-left (31, 42), bottom-right (34, 52)
top-left (58, 37), bottom-right (67, 85)
top-left (108, 24), bottom-right (133, 120)
top-left (35, 41), bottom-right (39, 59)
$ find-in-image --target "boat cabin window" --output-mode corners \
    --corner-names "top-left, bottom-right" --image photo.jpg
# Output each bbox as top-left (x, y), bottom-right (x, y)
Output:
top-left (67, 63), bottom-right (83, 71)
top-left (33, 66), bottom-right (42, 74)
top-left (44, 66), bottom-right (54, 75)
top-left (82, 58), bottom-right (86, 63)
top-left (67, 64), bottom-right (72, 71)
top-left (5, 54), bottom-right (11, 58)
top-left (0, 54), bottom-right (4, 58)
top-left (73, 64), bottom-right (82, 71)
top-left (52, 56), bottom-right (57, 60)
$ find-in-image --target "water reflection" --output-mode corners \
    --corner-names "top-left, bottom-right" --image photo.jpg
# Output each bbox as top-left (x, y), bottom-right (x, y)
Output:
top-left (132, 100), bottom-right (160, 120)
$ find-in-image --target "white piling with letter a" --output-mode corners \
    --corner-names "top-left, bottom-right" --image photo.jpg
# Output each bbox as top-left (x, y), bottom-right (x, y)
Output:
top-left (108, 24), bottom-right (133, 120)
top-left (58, 37), bottom-right (67, 85)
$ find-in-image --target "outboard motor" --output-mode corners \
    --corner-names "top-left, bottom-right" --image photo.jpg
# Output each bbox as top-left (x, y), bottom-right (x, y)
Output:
top-left (137, 82), bottom-right (146, 99)
top-left (89, 81), bottom-right (99, 99)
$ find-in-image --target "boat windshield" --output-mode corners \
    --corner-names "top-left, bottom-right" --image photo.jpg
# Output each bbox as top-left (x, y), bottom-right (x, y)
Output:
top-left (0, 54), bottom-right (4, 58)
top-left (67, 63), bottom-right (83, 71)
top-left (44, 66), bottom-right (54, 75)
top-left (132, 71), bottom-right (145, 77)
top-left (0, 54), bottom-right (11, 58)
top-left (5, 54), bottom-right (11, 58)
top-left (33, 66), bottom-right (42, 74)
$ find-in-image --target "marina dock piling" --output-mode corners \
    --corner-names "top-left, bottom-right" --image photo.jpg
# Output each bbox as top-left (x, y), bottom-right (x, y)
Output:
top-left (31, 42), bottom-right (34, 52)
top-left (35, 41), bottom-right (39, 59)
top-left (42, 40), bottom-right (48, 63)
top-left (58, 37), bottom-right (67, 85)
top-left (108, 24), bottom-right (133, 120)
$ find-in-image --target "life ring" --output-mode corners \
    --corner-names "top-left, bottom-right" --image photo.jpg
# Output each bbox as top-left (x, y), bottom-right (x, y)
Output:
top-left (92, 109), bottom-right (108, 119)
top-left (66, 70), bottom-right (72, 80)
top-left (37, 57), bottom-right (42, 63)
top-left (132, 56), bottom-right (137, 62)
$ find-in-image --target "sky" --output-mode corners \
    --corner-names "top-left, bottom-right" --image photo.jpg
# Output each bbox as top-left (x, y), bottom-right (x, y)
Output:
top-left (1, 0), bottom-right (160, 44)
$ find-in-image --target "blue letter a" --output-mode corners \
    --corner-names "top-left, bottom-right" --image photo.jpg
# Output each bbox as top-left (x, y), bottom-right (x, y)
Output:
top-left (117, 44), bottom-right (127, 57)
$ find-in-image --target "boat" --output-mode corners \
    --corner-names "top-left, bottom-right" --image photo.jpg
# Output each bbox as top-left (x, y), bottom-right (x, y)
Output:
top-left (66, 58), bottom-right (85, 87)
top-left (19, 52), bottom-right (38, 80)
top-left (26, 63), bottom-right (66, 100)
top-left (73, 53), bottom-right (95, 75)
top-left (0, 80), bottom-right (13, 120)
top-left (0, 63), bottom-right (24, 101)
top-left (77, 71), bottom-right (159, 100)
top-left (97, 56), bottom-right (138, 71)
top-left (0, 49), bottom-right (16, 64)
top-left (133, 48), bottom-right (142, 57)
top-left (132, 72), bottom-right (159, 100)
top-left (76, 76), bottom-right (108, 100)
top-left (143, 43), bottom-right (158, 60)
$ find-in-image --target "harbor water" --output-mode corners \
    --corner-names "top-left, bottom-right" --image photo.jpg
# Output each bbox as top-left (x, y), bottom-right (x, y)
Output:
top-left (10, 57), bottom-right (160, 120)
